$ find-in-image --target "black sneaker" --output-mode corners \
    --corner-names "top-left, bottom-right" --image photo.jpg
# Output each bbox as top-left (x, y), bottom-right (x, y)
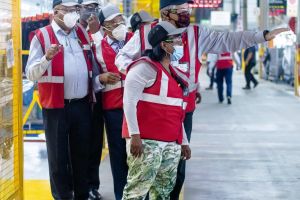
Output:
top-left (227, 97), bottom-right (232, 105)
top-left (89, 189), bottom-right (102, 200)
top-left (242, 86), bottom-right (251, 90)
top-left (206, 86), bottom-right (213, 90)
top-left (254, 82), bottom-right (259, 88)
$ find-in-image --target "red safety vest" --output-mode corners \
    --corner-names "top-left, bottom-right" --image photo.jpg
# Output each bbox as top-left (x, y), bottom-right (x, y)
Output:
top-left (35, 23), bottom-right (93, 109)
top-left (140, 24), bottom-right (201, 113)
top-left (122, 57), bottom-right (186, 144)
top-left (139, 21), bottom-right (158, 53)
top-left (216, 52), bottom-right (233, 69)
top-left (93, 33), bottom-right (133, 110)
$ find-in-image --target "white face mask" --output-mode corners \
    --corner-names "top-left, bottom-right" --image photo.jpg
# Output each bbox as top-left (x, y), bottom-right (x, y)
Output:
top-left (170, 45), bottom-right (184, 61)
top-left (63, 12), bottom-right (80, 29)
top-left (112, 24), bottom-right (127, 41)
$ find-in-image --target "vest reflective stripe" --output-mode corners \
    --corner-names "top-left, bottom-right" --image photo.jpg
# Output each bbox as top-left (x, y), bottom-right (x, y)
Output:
top-left (103, 80), bottom-right (125, 92)
top-left (37, 27), bottom-right (59, 84)
top-left (187, 26), bottom-right (196, 86)
top-left (36, 24), bottom-right (93, 108)
top-left (123, 57), bottom-right (185, 144)
top-left (218, 56), bottom-right (232, 60)
top-left (140, 22), bottom-right (158, 52)
top-left (216, 53), bottom-right (233, 69)
top-left (94, 39), bottom-right (108, 72)
top-left (141, 93), bottom-right (184, 107)
top-left (38, 76), bottom-right (64, 83)
top-left (172, 66), bottom-right (198, 92)
top-left (95, 33), bottom-right (133, 110)
top-left (160, 72), bottom-right (168, 96)
top-left (135, 58), bottom-right (185, 109)
top-left (142, 24), bottom-right (152, 50)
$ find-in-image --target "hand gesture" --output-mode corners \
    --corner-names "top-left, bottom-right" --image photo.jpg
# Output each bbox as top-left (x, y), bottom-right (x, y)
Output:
top-left (88, 14), bottom-right (101, 34)
top-left (46, 44), bottom-right (61, 61)
top-left (99, 72), bottom-right (121, 85)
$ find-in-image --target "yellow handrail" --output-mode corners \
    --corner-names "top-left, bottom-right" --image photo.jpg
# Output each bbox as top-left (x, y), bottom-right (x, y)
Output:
top-left (22, 90), bottom-right (42, 127)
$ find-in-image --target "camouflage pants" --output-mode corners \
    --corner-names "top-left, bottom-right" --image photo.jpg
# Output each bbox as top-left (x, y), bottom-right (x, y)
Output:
top-left (122, 139), bottom-right (181, 200)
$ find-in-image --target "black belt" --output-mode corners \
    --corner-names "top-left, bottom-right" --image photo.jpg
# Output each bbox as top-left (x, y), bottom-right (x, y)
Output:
top-left (64, 95), bottom-right (89, 105)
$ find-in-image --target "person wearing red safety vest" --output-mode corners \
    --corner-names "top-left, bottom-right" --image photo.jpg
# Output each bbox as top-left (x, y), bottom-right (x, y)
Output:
top-left (88, 3), bottom-right (133, 200)
top-left (78, 1), bottom-right (105, 199)
top-left (122, 21), bottom-right (190, 200)
top-left (130, 10), bottom-right (155, 33)
top-left (26, 0), bottom-right (95, 199)
top-left (216, 52), bottom-right (234, 104)
top-left (115, 0), bottom-right (288, 198)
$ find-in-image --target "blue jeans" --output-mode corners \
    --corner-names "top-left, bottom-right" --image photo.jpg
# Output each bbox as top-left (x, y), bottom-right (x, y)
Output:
top-left (216, 67), bottom-right (233, 102)
top-left (103, 109), bottom-right (128, 200)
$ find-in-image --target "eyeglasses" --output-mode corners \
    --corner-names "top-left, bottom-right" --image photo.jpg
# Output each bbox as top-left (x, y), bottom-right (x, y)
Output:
top-left (81, 4), bottom-right (99, 10)
top-left (168, 8), bottom-right (192, 15)
top-left (103, 21), bottom-right (125, 31)
top-left (57, 7), bottom-right (80, 14)
top-left (165, 36), bottom-right (183, 45)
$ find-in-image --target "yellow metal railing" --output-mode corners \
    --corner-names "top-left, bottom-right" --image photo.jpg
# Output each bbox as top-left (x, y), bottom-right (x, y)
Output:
top-left (0, 0), bottom-right (23, 199)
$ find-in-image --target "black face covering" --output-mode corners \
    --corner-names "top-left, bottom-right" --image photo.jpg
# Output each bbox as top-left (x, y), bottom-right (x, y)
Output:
top-left (80, 8), bottom-right (99, 22)
top-left (172, 11), bottom-right (190, 28)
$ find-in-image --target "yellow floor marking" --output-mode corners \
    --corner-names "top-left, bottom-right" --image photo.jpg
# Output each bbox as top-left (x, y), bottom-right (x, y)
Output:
top-left (24, 180), bottom-right (52, 200)
top-left (179, 186), bottom-right (184, 200)
top-left (24, 148), bottom-right (109, 199)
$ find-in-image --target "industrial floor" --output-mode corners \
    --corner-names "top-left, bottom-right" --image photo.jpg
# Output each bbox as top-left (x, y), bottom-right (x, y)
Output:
top-left (24, 70), bottom-right (300, 200)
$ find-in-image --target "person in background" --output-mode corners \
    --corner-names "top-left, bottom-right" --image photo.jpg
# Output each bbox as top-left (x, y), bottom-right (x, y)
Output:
top-left (243, 45), bottom-right (259, 89)
top-left (126, 15), bottom-right (133, 33)
top-left (206, 53), bottom-right (218, 90)
top-left (233, 51), bottom-right (242, 70)
top-left (122, 21), bottom-right (190, 200)
top-left (79, 0), bottom-right (100, 29)
top-left (130, 10), bottom-right (155, 33)
top-left (79, 1), bottom-right (104, 199)
top-left (89, 4), bottom-right (133, 200)
top-left (26, 0), bottom-right (94, 199)
top-left (115, 0), bottom-right (288, 198)
top-left (216, 52), bottom-right (234, 104)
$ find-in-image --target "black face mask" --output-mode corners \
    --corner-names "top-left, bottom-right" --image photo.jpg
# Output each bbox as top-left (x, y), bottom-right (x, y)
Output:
top-left (173, 11), bottom-right (190, 28)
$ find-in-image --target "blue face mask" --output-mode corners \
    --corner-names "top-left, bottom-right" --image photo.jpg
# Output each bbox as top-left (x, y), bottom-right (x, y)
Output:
top-left (170, 45), bottom-right (184, 61)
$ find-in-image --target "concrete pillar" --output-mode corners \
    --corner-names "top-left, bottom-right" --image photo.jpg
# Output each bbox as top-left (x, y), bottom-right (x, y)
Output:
top-left (258, 0), bottom-right (269, 79)
top-left (123, 0), bottom-right (132, 17)
top-left (259, 0), bottom-right (269, 30)
top-left (242, 0), bottom-right (247, 30)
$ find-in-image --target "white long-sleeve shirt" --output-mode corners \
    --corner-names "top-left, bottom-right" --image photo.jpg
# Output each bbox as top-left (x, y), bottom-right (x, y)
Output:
top-left (26, 21), bottom-right (90, 99)
top-left (123, 61), bottom-right (189, 145)
top-left (115, 26), bottom-right (266, 74)
top-left (206, 53), bottom-right (218, 72)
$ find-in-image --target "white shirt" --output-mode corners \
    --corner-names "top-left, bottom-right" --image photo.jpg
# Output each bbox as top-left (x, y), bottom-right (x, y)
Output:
top-left (206, 53), bottom-right (218, 71)
top-left (26, 20), bottom-right (89, 99)
top-left (123, 61), bottom-right (189, 145)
